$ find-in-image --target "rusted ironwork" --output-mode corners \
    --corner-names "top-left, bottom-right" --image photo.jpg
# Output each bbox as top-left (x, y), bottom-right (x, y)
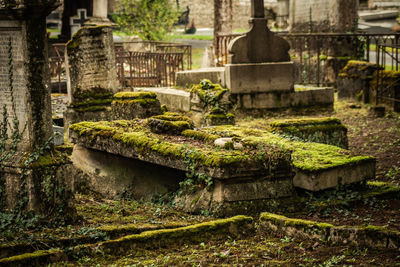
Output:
top-left (376, 44), bottom-right (400, 111)
top-left (215, 32), bottom-right (400, 86)
top-left (49, 41), bottom-right (191, 89)
top-left (48, 43), bottom-right (66, 93)
top-left (115, 51), bottom-right (185, 87)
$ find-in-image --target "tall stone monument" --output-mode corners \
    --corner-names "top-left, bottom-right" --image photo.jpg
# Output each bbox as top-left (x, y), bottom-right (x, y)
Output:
top-left (64, 17), bottom-right (119, 134)
top-left (0, 0), bottom-right (74, 218)
top-left (225, 0), bottom-right (295, 109)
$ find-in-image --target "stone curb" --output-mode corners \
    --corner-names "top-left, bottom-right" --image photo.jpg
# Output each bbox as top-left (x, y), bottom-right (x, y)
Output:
top-left (259, 212), bottom-right (400, 249)
top-left (0, 216), bottom-right (253, 266)
top-left (0, 222), bottom-right (188, 259)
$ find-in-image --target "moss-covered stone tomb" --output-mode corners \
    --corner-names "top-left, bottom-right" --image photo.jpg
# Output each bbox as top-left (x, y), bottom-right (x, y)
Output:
top-left (69, 103), bottom-right (375, 214)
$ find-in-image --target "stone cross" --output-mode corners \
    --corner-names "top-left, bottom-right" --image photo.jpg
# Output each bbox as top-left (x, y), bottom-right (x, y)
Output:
top-left (71, 9), bottom-right (87, 26)
top-left (251, 0), bottom-right (265, 18)
top-left (70, 8), bottom-right (87, 36)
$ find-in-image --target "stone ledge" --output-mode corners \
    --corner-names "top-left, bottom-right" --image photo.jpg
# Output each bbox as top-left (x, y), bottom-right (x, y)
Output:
top-left (134, 87), bottom-right (191, 112)
top-left (0, 216), bottom-right (253, 265)
top-left (294, 159), bottom-right (376, 191)
top-left (226, 62), bottom-right (294, 94)
top-left (176, 67), bottom-right (226, 88)
top-left (259, 212), bottom-right (400, 249)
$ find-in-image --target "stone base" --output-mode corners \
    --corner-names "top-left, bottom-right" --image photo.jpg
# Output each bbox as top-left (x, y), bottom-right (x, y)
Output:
top-left (235, 87), bottom-right (334, 110)
top-left (294, 159), bottom-right (376, 191)
top-left (64, 108), bottom-right (110, 141)
top-left (1, 157), bottom-right (75, 220)
top-left (71, 145), bottom-right (185, 199)
top-left (225, 62), bottom-right (294, 94)
top-left (176, 67), bottom-right (226, 88)
top-left (134, 87), bottom-right (191, 112)
top-left (175, 175), bottom-right (294, 215)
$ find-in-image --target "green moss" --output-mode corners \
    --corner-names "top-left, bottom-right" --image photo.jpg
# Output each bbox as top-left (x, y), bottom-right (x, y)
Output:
top-left (205, 113), bottom-right (235, 126)
top-left (269, 117), bottom-right (342, 128)
top-left (339, 60), bottom-right (377, 79)
top-left (114, 91), bottom-right (157, 100)
top-left (71, 98), bottom-right (113, 108)
top-left (151, 114), bottom-right (193, 125)
top-left (206, 125), bottom-right (373, 172)
top-left (70, 120), bottom-right (275, 168)
top-left (55, 144), bottom-right (74, 155)
top-left (191, 79), bottom-right (229, 109)
top-left (364, 181), bottom-right (400, 198)
top-left (100, 215), bottom-right (253, 248)
top-left (72, 87), bottom-right (113, 101)
top-left (74, 106), bottom-right (108, 113)
top-left (112, 98), bottom-right (158, 107)
top-left (28, 151), bottom-right (67, 168)
top-left (260, 212), bottom-right (333, 229)
top-left (0, 249), bottom-right (62, 264)
top-left (182, 129), bottom-right (220, 143)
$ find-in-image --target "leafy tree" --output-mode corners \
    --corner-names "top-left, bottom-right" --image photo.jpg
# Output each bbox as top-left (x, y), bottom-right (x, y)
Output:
top-left (114, 0), bottom-right (178, 41)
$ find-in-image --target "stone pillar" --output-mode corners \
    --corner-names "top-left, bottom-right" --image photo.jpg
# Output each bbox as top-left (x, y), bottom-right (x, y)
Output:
top-left (87, 0), bottom-right (111, 25)
top-left (64, 25), bottom-right (119, 138)
top-left (289, 0), bottom-right (358, 33)
top-left (0, 1), bottom-right (75, 219)
top-left (93, 0), bottom-right (108, 18)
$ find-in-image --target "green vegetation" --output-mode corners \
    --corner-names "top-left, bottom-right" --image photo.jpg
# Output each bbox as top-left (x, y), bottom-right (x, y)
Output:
top-left (113, 91), bottom-right (157, 100)
top-left (69, 119), bottom-right (291, 170)
top-left (205, 125), bottom-right (374, 172)
top-left (113, 0), bottom-right (178, 41)
top-left (269, 117), bottom-right (348, 149)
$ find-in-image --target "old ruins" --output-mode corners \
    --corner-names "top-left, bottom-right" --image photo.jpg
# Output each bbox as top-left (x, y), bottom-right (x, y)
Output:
top-left (1, 0), bottom-right (400, 264)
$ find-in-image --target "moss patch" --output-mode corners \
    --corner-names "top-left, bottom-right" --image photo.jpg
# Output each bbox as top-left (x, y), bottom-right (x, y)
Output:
top-left (269, 117), bottom-right (348, 149)
top-left (113, 91), bottom-right (157, 100)
top-left (69, 119), bottom-right (291, 170)
top-left (204, 125), bottom-right (374, 172)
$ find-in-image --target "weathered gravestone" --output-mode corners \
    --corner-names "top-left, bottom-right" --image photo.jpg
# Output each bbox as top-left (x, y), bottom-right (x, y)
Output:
top-left (222, 0), bottom-right (333, 110)
top-left (0, 1), bottom-right (74, 218)
top-left (225, 0), bottom-right (294, 107)
top-left (64, 24), bottom-right (119, 135)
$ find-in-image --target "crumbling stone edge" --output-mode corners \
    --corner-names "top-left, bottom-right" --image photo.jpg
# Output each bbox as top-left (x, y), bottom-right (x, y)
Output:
top-left (0, 215), bottom-right (253, 266)
top-left (259, 212), bottom-right (400, 249)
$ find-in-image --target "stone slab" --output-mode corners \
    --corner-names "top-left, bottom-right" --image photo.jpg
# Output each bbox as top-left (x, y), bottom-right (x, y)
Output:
top-left (294, 159), bottom-right (376, 191)
top-left (214, 177), bottom-right (294, 202)
top-left (291, 87), bottom-right (334, 108)
top-left (176, 67), bottom-right (226, 88)
top-left (71, 145), bottom-right (184, 199)
top-left (134, 87), bottom-right (191, 112)
top-left (260, 212), bottom-right (400, 249)
top-left (225, 62), bottom-right (294, 94)
top-left (236, 87), bottom-right (334, 109)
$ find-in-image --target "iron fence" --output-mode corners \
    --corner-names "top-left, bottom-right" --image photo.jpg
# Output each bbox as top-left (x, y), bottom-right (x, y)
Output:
top-left (114, 41), bottom-right (192, 70)
top-left (116, 51), bottom-right (185, 87)
top-left (215, 32), bottom-right (400, 86)
top-left (49, 41), bottom-right (192, 90)
top-left (375, 44), bottom-right (400, 111)
top-left (49, 43), bottom-right (66, 93)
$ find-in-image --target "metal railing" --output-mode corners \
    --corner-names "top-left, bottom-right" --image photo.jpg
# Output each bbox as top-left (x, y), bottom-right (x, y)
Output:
top-left (215, 32), bottom-right (400, 86)
top-left (49, 41), bottom-right (192, 90)
top-left (116, 51), bottom-right (185, 87)
top-left (375, 44), bottom-right (400, 111)
top-left (49, 43), bottom-right (66, 93)
top-left (114, 41), bottom-right (192, 70)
